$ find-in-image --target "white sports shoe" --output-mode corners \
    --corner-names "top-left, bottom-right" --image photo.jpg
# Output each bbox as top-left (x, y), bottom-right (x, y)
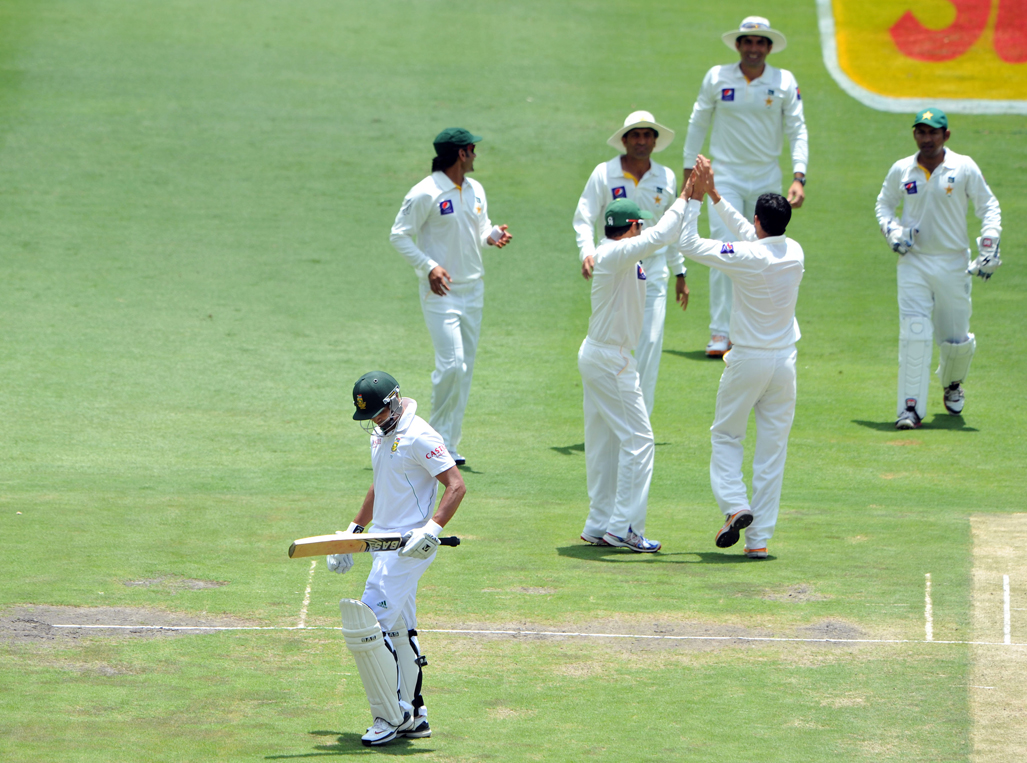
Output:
top-left (943, 383), bottom-right (965, 415)
top-left (361, 714), bottom-right (413, 747)
top-left (580, 532), bottom-right (611, 546)
top-left (705, 335), bottom-right (731, 358)
top-left (602, 531), bottom-right (661, 553)
top-left (895, 406), bottom-right (922, 430)
top-left (400, 708), bottom-right (432, 739)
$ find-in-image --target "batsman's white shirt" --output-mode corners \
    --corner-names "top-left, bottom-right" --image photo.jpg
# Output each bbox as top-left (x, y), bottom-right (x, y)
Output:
top-left (369, 398), bottom-right (455, 534)
top-left (574, 158), bottom-right (685, 281)
top-left (587, 199), bottom-right (689, 349)
top-left (680, 199), bottom-right (803, 350)
top-left (683, 63), bottom-right (807, 176)
top-left (875, 148), bottom-right (1001, 258)
top-left (390, 172), bottom-right (494, 283)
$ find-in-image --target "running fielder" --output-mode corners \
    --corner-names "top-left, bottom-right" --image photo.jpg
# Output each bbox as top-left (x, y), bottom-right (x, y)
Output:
top-left (328, 371), bottom-right (466, 746)
top-left (875, 108), bottom-right (1002, 429)
top-left (574, 111), bottom-right (689, 415)
top-left (390, 128), bottom-right (512, 466)
top-left (682, 16), bottom-right (807, 358)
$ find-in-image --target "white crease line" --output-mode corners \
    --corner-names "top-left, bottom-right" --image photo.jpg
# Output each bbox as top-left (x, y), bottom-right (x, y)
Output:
top-left (1004, 574), bottom-right (1011, 645)
top-left (44, 624), bottom-right (1027, 646)
top-left (298, 560), bottom-right (317, 629)
top-left (925, 573), bottom-right (934, 642)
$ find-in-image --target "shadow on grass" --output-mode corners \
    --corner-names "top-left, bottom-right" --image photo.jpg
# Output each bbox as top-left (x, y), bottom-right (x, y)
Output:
top-left (557, 545), bottom-right (769, 564)
top-left (456, 463), bottom-right (484, 474)
top-left (852, 416), bottom-right (978, 432)
top-left (551, 442), bottom-right (669, 456)
top-left (265, 731), bottom-right (435, 758)
top-left (664, 348), bottom-right (721, 362)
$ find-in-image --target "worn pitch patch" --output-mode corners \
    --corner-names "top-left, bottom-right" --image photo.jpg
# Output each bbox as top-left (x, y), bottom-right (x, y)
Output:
top-left (971, 514), bottom-right (1027, 762)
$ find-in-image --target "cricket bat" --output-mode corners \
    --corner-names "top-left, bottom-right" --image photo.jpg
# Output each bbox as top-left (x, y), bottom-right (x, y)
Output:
top-left (288, 531), bottom-right (461, 559)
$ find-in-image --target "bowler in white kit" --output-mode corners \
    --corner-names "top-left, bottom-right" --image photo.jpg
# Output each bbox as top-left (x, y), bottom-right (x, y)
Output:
top-left (328, 371), bottom-right (466, 746)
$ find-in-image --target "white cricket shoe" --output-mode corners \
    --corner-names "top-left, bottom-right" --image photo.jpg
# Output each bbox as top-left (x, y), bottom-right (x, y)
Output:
top-left (943, 383), bottom-right (965, 415)
top-left (580, 532), bottom-right (611, 546)
top-left (452, 453), bottom-right (466, 466)
top-left (361, 714), bottom-right (413, 747)
top-left (895, 406), bottom-right (922, 430)
top-left (400, 708), bottom-right (432, 739)
top-left (705, 335), bottom-right (731, 358)
top-left (602, 530), bottom-right (661, 553)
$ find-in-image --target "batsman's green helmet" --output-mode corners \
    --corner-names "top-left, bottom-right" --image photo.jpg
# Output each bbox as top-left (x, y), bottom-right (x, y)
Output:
top-left (352, 371), bottom-right (400, 421)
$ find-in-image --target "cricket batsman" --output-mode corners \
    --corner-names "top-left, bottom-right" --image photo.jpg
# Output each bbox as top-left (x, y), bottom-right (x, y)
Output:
top-left (328, 371), bottom-right (466, 746)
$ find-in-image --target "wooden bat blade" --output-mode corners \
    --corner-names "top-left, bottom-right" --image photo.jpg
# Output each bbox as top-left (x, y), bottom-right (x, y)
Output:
top-left (288, 532), bottom-right (461, 559)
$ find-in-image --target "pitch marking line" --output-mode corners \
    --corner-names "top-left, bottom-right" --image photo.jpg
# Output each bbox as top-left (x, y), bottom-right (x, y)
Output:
top-left (297, 560), bottom-right (317, 629)
top-left (45, 623), bottom-right (1027, 647)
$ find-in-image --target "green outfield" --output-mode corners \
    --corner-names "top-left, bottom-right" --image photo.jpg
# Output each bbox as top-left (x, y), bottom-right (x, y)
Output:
top-left (1, 1), bottom-right (1025, 760)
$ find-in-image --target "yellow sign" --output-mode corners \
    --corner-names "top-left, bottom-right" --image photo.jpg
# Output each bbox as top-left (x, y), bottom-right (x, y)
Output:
top-left (818, 0), bottom-right (1027, 113)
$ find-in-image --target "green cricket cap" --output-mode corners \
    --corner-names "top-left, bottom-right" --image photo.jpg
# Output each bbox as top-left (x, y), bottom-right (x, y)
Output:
top-left (605, 199), bottom-right (654, 228)
top-left (433, 127), bottom-right (482, 149)
top-left (913, 108), bottom-right (948, 129)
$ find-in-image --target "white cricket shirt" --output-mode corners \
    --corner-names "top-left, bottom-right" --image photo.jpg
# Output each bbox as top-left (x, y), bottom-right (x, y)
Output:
top-left (875, 148), bottom-right (1001, 258)
top-left (369, 398), bottom-right (456, 533)
top-left (390, 172), bottom-right (494, 283)
top-left (573, 157), bottom-right (685, 279)
top-left (587, 198), bottom-right (688, 349)
top-left (683, 63), bottom-right (807, 175)
top-left (680, 199), bottom-right (803, 350)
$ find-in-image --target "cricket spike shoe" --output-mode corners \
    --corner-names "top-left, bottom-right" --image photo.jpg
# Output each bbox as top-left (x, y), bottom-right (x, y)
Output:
top-left (895, 406), bottom-right (922, 430)
top-left (715, 509), bottom-right (754, 548)
top-left (361, 714), bottom-right (414, 747)
top-left (743, 547), bottom-right (768, 559)
top-left (580, 532), bottom-right (611, 546)
top-left (400, 708), bottom-right (432, 739)
top-left (602, 530), bottom-right (661, 553)
top-left (943, 383), bottom-right (965, 415)
top-left (705, 335), bottom-right (731, 358)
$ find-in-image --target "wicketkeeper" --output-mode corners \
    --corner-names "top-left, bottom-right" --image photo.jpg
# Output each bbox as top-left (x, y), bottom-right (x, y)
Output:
top-left (328, 371), bottom-right (466, 746)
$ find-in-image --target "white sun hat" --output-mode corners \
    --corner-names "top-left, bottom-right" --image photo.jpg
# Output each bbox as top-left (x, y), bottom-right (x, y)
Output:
top-left (721, 16), bottom-right (787, 53)
top-left (607, 110), bottom-right (675, 153)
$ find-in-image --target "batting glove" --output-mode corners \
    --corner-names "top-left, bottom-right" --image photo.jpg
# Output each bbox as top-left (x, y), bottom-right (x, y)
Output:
top-left (326, 522), bottom-right (364, 574)
top-left (968, 237), bottom-right (1002, 281)
top-left (398, 520), bottom-right (443, 560)
top-left (885, 222), bottom-right (918, 254)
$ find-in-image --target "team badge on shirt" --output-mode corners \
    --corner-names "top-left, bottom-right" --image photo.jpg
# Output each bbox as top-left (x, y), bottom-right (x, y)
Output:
top-left (391, 436), bottom-right (401, 453)
top-left (796, 87), bottom-right (802, 100)
top-left (439, 199), bottom-right (455, 215)
top-left (720, 243), bottom-right (735, 254)
top-left (721, 88), bottom-right (735, 101)
top-left (904, 181), bottom-right (918, 195)
top-left (637, 262), bottom-right (647, 280)
top-left (612, 186), bottom-right (627, 199)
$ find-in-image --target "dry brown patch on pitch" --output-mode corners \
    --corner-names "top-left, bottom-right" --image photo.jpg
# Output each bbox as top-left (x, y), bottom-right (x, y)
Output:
top-left (971, 513), bottom-right (1027, 763)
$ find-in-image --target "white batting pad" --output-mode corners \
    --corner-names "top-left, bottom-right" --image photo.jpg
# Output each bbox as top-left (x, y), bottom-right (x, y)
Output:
top-left (898, 315), bottom-right (933, 419)
top-left (340, 598), bottom-right (404, 725)
top-left (937, 334), bottom-right (976, 387)
top-left (388, 627), bottom-right (425, 710)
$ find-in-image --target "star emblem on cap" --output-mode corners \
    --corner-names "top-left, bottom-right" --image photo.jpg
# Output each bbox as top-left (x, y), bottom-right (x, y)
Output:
top-left (923, 110), bottom-right (933, 119)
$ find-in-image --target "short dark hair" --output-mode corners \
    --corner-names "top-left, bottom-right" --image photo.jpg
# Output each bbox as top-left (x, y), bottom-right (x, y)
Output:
top-left (755, 193), bottom-right (791, 236)
top-left (605, 223), bottom-right (634, 239)
top-left (431, 143), bottom-right (463, 173)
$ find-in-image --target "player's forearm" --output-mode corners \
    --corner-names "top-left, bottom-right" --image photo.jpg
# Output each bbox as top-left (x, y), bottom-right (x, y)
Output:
top-left (431, 467), bottom-right (466, 528)
top-left (390, 233), bottom-right (437, 278)
top-left (354, 485), bottom-right (375, 527)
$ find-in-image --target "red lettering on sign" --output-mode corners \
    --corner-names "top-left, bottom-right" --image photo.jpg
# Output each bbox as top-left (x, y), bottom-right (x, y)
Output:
top-left (890, 0), bottom-right (990, 61)
top-left (994, 0), bottom-right (1027, 63)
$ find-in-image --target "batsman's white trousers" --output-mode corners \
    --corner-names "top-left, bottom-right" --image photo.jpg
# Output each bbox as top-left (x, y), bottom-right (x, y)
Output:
top-left (896, 252), bottom-right (973, 417)
top-left (636, 275), bottom-right (668, 417)
top-left (420, 278), bottom-right (484, 454)
top-left (578, 337), bottom-right (655, 538)
top-left (710, 346), bottom-right (797, 550)
top-left (706, 163), bottom-right (782, 337)
top-left (361, 549), bottom-right (436, 634)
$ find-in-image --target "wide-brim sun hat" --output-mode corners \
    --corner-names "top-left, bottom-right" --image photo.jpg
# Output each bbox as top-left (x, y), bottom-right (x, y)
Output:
top-left (607, 110), bottom-right (675, 153)
top-left (722, 16), bottom-right (787, 53)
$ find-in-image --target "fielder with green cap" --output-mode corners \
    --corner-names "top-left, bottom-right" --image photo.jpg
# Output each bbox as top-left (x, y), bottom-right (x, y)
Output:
top-left (578, 187), bottom-right (691, 553)
top-left (875, 108), bottom-right (1002, 429)
top-left (389, 129), bottom-right (512, 466)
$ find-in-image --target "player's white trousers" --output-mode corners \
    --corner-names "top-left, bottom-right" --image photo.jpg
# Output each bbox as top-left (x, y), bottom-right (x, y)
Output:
top-left (362, 549), bottom-right (436, 634)
top-left (706, 163), bottom-right (782, 337)
top-left (420, 278), bottom-right (484, 454)
top-left (578, 337), bottom-right (655, 538)
top-left (710, 346), bottom-right (797, 550)
top-left (636, 275), bottom-right (668, 416)
top-left (896, 252), bottom-right (972, 418)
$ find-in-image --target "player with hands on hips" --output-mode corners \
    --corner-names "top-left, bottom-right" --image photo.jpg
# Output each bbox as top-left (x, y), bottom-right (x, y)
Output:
top-left (390, 128), bottom-right (511, 467)
top-left (331, 371), bottom-right (466, 746)
top-left (875, 108), bottom-right (1002, 429)
top-left (682, 16), bottom-right (808, 358)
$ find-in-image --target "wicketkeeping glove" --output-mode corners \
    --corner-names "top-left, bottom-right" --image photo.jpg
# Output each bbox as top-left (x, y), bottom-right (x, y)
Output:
top-left (885, 221), bottom-right (918, 254)
top-left (326, 522), bottom-right (364, 574)
top-left (968, 236), bottom-right (1002, 280)
top-left (398, 520), bottom-right (443, 560)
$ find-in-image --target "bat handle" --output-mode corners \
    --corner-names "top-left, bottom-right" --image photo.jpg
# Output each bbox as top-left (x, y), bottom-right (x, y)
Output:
top-left (440, 536), bottom-right (461, 547)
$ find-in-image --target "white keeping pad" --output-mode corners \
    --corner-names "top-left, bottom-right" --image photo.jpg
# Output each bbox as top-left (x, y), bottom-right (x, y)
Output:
top-left (340, 598), bottom-right (405, 725)
top-left (937, 334), bottom-right (975, 387)
top-left (898, 315), bottom-right (933, 419)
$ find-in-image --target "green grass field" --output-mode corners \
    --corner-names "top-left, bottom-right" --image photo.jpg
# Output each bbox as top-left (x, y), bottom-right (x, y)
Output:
top-left (1, 1), bottom-right (1025, 760)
